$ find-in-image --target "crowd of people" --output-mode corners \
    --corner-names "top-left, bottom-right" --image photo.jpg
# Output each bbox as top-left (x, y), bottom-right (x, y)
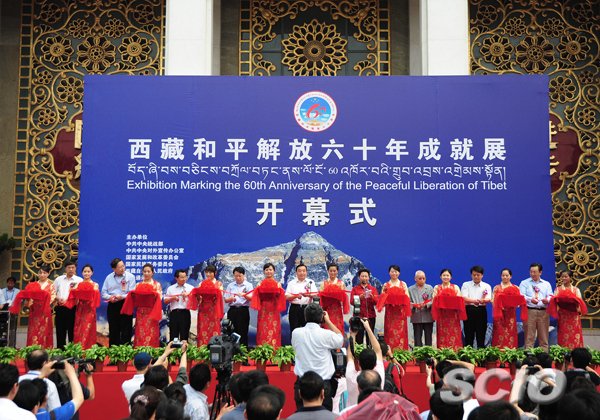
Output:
top-left (0, 259), bottom-right (595, 419)
top-left (1, 302), bottom-right (599, 420)
top-left (2, 260), bottom-right (587, 353)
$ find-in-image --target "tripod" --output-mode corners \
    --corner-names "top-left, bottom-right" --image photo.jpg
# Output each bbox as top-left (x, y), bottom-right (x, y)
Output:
top-left (209, 364), bottom-right (233, 420)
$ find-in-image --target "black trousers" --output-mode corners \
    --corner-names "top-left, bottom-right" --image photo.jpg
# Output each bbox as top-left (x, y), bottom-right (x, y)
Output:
top-left (169, 309), bottom-right (191, 341)
top-left (294, 375), bottom-right (338, 411)
top-left (107, 300), bottom-right (133, 347)
top-left (288, 304), bottom-right (308, 336)
top-left (55, 305), bottom-right (76, 350)
top-left (227, 306), bottom-right (250, 347)
top-left (355, 317), bottom-right (376, 347)
top-left (413, 322), bottom-right (434, 347)
top-left (464, 306), bottom-right (487, 348)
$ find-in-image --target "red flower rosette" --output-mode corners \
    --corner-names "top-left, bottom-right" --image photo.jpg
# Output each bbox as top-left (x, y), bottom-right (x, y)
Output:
top-left (188, 280), bottom-right (224, 318)
top-left (431, 286), bottom-right (467, 321)
top-left (492, 285), bottom-right (528, 321)
top-left (121, 282), bottom-right (163, 321)
top-left (319, 282), bottom-right (349, 315)
top-left (376, 286), bottom-right (411, 316)
top-left (250, 279), bottom-right (286, 313)
top-left (65, 281), bottom-right (101, 309)
top-left (9, 282), bottom-right (51, 315)
top-left (547, 288), bottom-right (587, 318)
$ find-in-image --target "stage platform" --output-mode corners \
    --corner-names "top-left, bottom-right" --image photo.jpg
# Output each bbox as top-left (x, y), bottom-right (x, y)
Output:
top-left (14, 361), bottom-right (592, 419)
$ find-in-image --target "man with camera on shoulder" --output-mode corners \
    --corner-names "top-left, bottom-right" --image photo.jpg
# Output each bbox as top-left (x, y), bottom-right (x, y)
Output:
top-left (292, 303), bottom-right (344, 412)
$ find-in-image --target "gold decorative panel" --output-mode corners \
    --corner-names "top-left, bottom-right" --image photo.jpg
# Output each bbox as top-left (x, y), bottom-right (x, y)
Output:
top-left (11, 0), bottom-right (165, 322)
top-left (239, 0), bottom-right (391, 76)
top-left (469, 0), bottom-right (600, 317)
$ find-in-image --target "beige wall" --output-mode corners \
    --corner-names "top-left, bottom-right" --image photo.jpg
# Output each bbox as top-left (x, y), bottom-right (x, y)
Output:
top-left (0, 0), bottom-right (20, 286)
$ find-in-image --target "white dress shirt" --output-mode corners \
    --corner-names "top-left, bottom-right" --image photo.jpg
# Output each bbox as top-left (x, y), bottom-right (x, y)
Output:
top-left (19, 371), bottom-right (61, 411)
top-left (285, 278), bottom-right (319, 305)
top-left (345, 359), bottom-right (385, 406)
top-left (0, 398), bottom-right (37, 420)
top-left (461, 281), bottom-right (492, 305)
top-left (54, 275), bottom-right (83, 301)
top-left (0, 287), bottom-right (19, 306)
top-left (122, 373), bottom-right (145, 403)
top-left (519, 277), bottom-right (553, 308)
top-left (165, 283), bottom-right (194, 310)
top-left (292, 322), bottom-right (344, 380)
top-left (184, 384), bottom-right (209, 420)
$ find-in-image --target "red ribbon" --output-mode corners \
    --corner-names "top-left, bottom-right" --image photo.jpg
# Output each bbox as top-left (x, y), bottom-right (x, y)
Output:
top-left (187, 280), bottom-right (224, 318)
top-left (9, 282), bottom-right (51, 315)
top-left (376, 287), bottom-right (412, 317)
top-left (250, 279), bottom-right (286, 313)
top-left (431, 287), bottom-right (467, 321)
top-left (492, 285), bottom-right (528, 321)
top-left (121, 283), bottom-right (163, 321)
top-left (319, 283), bottom-right (349, 314)
top-left (547, 289), bottom-right (587, 318)
top-left (65, 281), bottom-right (101, 309)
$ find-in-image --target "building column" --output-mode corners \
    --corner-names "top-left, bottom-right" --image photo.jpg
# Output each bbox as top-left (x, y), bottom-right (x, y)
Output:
top-left (165, 0), bottom-right (221, 75)
top-left (409, 0), bottom-right (469, 75)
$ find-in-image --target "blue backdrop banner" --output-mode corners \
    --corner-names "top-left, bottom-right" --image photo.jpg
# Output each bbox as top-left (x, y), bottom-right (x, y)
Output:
top-left (80, 75), bottom-right (552, 345)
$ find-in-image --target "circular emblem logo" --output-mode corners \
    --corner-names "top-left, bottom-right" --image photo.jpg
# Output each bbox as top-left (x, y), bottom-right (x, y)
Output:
top-left (294, 91), bottom-right (337, 132)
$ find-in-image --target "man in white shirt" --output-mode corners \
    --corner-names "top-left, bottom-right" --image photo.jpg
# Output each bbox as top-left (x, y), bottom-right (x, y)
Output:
top-left (18, 350), bottom-right (61, 411)
top-left (164, 269), bottom-right (194, 342)
top-left (184, 363), bottom-right (211, 420)
top-left (101, 258), bottom-right (137, 347)
top-left (0, 277), bottom-right (19, 310)
top-left (519, 263), bottom-right (553, 351)
top-left (292, 303), bottom-right (344, 412)
top-left (461, 266), bottom-right (491, 349)
top-left (345, 318), bottom-right (384, 407)
top-left (53, 260), bottom-right (83, 350)
top-left (285, 264), bottom-right (319, 336)
top-left (224, 267), bottom-right (253, 348)
top-left (0, 363), bottom-right (36, 420)
top-left (122, 352), bottom-right (152, 403)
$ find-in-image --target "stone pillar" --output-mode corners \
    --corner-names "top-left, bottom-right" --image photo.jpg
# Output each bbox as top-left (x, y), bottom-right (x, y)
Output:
top-left (165, 0), bottom-right (221, 75)
top-left (409, 0), bottom-right (469, 75)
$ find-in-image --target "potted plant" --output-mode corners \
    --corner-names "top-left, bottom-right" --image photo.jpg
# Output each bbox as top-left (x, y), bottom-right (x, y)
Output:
top-left (273, 346), bottom-right (295, 372)
top-left (499, 348), bottom-right (523, 375)
top-left (186, 344), bottom-right (198, 371)
top-left (525, 347), bottom-right (545, 357)
top-left (63, 342), bottom-right (83, 359)
top-left (84, 344), bottom-right (109, 372)
top-left (196, 345), bottom-right (210, 365)
top-left (456, 346), bottom-right (479, 366)
top-left (232, 344), bottom-right (248, 372)
top-left (108, 344), bottom-right (135, 372)
top-left (392, 348), bottom-right (413, 370)
top-left (412, 345), bottom-right (436, 373)
top-left (18, 345), bottom-right (42, 370)
top-left (478, 346), bottom-right (502, 369)
top-left (549, 345), bottom-right (569, 371)
top-left (434, 347), bottom-right (458, 362)
top-left (589, 347), bottom-right (600, 370)
top-left (0, 347), bottom-right (18, 365)
top-left (248, 344), bottom-right (275, 371)
top-left (167, 348), bottom-right (182, 371)
top-left (46, 348), bottom-right (64, 359)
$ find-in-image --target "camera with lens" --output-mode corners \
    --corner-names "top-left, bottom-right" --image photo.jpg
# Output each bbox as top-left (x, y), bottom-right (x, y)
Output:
top-left (425, 357), bottom-right (435, 367)
top-left (171, 337), bottom-right (183, 348)
top-left (53, 357), bottom-right (95, 374)
top-left (349, 296), bottom-right (364, 333)
top-left (207, 318), bottom-right (241, 373)
top-left (331, 348), bottom-right (346, 376)
top-left (312, 295), bottom-right (320, 304)
top-left (564, 351), bottom-right (571, 363)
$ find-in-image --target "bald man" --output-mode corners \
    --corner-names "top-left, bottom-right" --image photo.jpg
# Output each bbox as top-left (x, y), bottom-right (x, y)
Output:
top-left (408, 271), bottom-right (434, 347)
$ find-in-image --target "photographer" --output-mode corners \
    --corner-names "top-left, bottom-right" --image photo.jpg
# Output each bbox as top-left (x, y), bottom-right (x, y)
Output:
top-left (346, 318), bottom-right (383, 407)
top-left (350, 268), bottom-right (378, 347)
top-left (47, 355), bottom-right (94, 420)
top-left (563, 347), bottom-right (600, 392)
top-left (31, 360), bottom-right (85, 419)
top-left (292, 302), bottom-right (344, 412)
top-left (509, 363), bottom-right (556, 419)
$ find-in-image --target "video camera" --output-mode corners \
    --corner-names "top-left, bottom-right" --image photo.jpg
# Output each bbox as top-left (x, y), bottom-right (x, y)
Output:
top-left (349, 296), bottom-right (364, 332)
top-left (54, 357), bottom-right (95, 374)
top-left (207, 318), bottom-right (241, 373)
top-left (331, 348), bottom-right (346, 376)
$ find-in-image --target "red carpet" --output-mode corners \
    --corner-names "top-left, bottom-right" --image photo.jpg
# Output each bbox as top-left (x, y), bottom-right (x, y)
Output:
top-left (12, 361), bottom-right (539, 419)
